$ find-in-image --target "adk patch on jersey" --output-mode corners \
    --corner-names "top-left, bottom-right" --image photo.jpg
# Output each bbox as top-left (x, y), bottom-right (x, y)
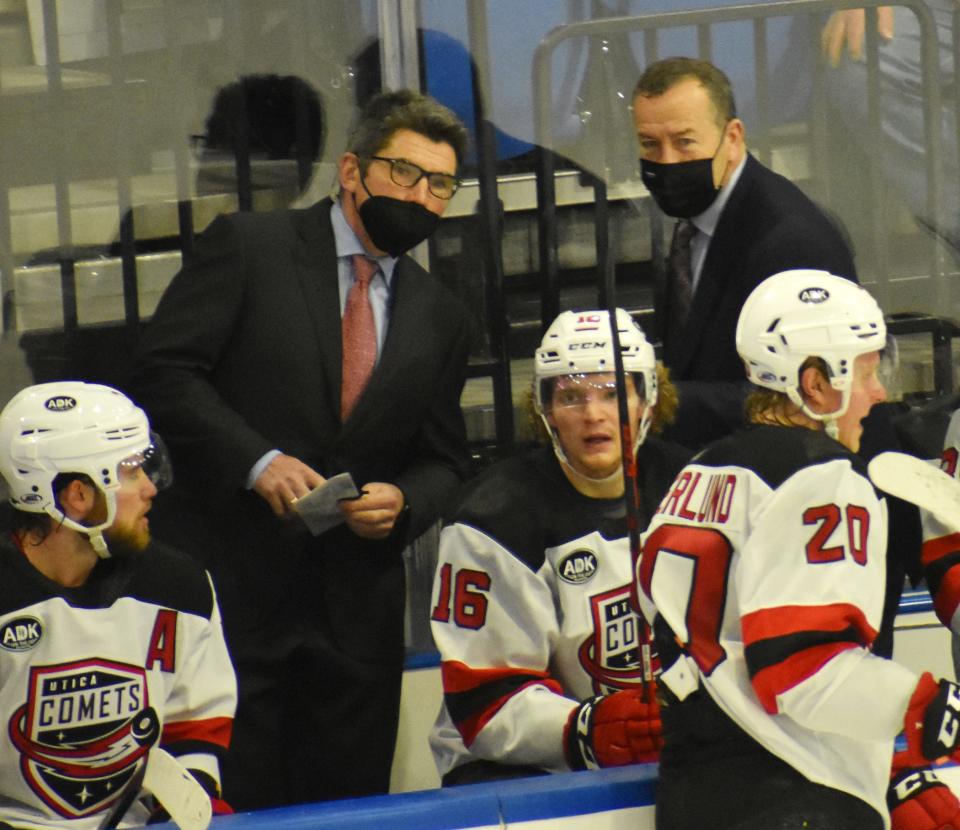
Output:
top-left (558, 550), bottom-right (599, 584)
top-left (0, 616), bottom-right (42, 651)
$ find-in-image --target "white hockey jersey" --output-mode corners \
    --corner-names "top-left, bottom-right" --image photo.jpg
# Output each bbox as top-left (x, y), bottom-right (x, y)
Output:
top-left (429, 443), bottom-right (687, 779)
top-left (920, 408), bottom-right (960, 632)
top-left (638, 425), bottom-right (918, 826)
top-left (0, 538), bottom-right (236, 829)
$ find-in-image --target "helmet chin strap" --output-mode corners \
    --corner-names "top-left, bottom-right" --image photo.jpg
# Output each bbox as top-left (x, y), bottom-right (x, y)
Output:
top-left (88, 530), bottom-right (111, 559)
top-left (787, 388), bottom-right (846, 443)
top-left (51, 497), bottom-right (116, 559)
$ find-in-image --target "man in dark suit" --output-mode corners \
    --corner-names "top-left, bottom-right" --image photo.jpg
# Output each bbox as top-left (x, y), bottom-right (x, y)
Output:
top-left (632, 57), bottom-right (858, 447)
top-left (128, 90), bottom-right (471, 810)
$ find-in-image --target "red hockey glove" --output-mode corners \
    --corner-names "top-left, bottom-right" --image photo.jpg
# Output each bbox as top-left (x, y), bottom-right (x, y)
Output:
top-left (903, 673), bottom-right (960, 765)
top-left (564, 687), bottom-right (662, 770)
top-left (889, 767), bottom-right (960, 830)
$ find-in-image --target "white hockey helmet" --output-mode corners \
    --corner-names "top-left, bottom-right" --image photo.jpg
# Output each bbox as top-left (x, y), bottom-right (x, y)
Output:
top-left (736, 269), bottom-right (886, 431)
top-left (535, 309), bottom-right (658, 456)
top-left (0, 381), bottom-right (171, 557)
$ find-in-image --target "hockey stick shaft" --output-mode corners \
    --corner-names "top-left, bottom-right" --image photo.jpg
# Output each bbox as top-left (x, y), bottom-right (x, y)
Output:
top-left (98, 760), bottom-right (147, 830)
top-left (605, 308), bottom-right (653, 688)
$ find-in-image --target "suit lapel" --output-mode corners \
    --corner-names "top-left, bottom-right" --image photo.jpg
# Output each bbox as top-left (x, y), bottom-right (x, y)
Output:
top-left (671, 155), bottom-right (757, 376)
top-left (294, 199), bottom-right (343, 420)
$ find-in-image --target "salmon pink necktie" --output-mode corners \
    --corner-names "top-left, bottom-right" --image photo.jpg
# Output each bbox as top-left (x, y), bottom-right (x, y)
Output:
top-left (341, 254), bottom-right (378, 420)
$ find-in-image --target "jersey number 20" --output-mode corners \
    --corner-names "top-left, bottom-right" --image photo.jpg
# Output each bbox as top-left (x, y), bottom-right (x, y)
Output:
top-left (640, 504), bottom-right (869, 676)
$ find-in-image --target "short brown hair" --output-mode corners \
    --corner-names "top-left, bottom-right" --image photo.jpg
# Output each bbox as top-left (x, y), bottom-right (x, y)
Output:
top-left (633, 57), bottom-right (737, 129)
top-left (347, 89), bottom-right (469, 170)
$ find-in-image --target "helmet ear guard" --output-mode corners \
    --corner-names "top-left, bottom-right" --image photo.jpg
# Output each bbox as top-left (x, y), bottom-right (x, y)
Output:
top-left (0, 382), bottom-right (169, 557)
top-left (735, 270), bottom-right (887, 433)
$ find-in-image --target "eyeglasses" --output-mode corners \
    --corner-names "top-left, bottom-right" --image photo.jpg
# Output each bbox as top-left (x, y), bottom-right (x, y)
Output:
top-left (365, 156), bottom-right (461, 200)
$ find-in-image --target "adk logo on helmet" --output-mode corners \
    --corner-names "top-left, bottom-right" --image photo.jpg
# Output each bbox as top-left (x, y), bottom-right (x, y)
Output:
top-left (798, 287), bottom-right (830, 304)
top-left (558, 550), bottom-right (598, 584)
top-left (0, 616), bottom-right (42, 651)
top-left (43, 395), bottom-right (76, 412)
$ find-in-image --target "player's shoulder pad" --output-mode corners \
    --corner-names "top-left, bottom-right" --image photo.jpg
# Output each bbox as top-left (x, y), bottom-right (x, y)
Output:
top-left (696, 424), bottom-right (866, 491)
top-left (108, 541), bottom-right (215, 619)
top-left (449, 447), bottom-right (569, 572)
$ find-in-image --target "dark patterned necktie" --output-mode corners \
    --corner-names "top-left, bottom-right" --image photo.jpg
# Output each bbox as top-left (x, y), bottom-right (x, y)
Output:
top-left (667, 219), bottom-right (695, 336)
top-left (341, 255), bottom-right (378, 420)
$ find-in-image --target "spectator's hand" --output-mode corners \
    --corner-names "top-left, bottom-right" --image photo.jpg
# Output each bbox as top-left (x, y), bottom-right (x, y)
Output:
top-left (339, 482), bottom-right (405, 540)
top-left (821, 7), bottom-right (894, 67)
top-left (253, 454), bottom-right (325, 517)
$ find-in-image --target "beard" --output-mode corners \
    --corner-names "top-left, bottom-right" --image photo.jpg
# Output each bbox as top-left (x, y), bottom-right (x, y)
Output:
top-left (104, 518), bottom-right (151, 556)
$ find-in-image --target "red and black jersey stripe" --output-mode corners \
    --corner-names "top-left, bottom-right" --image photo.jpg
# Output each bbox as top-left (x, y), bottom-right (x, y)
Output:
top-left (162, 716), bottom-right (233, 758)
top-left (922, 532), bottom-right (960, 628)
top-left (742, 603), bottom-right (876, 713)
top-left (441, 661), bottom-right (564, 747)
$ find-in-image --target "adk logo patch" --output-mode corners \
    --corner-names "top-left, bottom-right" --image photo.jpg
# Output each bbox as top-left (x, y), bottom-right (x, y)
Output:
top-left (9, 659), bottom-right (152, 818)
top-left (798, 287), bottom-right (829, 304)
top-left (558, 550), bottom-right (598, 584)
top-left (577, 584), bottom-right (643, 694)
top-left (0, 616), bottom-right (42, 651)
top-left (43, 395), bottom-right (76, 412)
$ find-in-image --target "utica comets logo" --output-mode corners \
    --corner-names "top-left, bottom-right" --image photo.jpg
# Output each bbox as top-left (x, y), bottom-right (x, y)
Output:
top-left (8, 660), bottom-right (155, 818)
top-left (577, 584), bottom-right (645, 694)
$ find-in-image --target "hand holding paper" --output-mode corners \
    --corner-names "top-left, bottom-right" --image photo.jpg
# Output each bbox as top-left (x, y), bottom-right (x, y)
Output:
top-left (290, 472), bottom-right (360, 536)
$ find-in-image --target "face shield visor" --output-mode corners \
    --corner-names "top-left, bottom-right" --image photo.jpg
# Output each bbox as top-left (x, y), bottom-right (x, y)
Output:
top-left (115, 431), bottom-right (174, 491)
top-left (537, 373), bottom-right (647, 415)
top-left (877, 334), bottom-right (900, 402)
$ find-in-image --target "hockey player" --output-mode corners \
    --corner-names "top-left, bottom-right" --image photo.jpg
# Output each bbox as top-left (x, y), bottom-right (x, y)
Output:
top-left (922, 408), bottom-right (960, 635)
top-left (429, 309), bottom-right (690, 785)
top-left (637, 269), bottom-right (960, 829)
top-left (0, 382), bottom-right (236, 829)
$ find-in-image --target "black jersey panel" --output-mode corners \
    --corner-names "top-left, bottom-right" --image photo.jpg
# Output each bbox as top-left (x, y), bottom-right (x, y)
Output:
top-left (0, 538), bottom-right (213, 618)
top-left (695, 425), bottom-right (867, 490)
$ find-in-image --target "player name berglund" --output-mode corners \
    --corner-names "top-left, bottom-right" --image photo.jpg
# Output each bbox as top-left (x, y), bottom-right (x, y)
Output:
top-left (655, 469), bottom-right (737, 525)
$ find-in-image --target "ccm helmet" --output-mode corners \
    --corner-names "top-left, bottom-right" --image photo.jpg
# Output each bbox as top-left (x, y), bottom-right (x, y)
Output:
top-left (535, 309), bottom-right (658, 459)
top-left (0, 382), bottom-right (171, 557)
top-left (736, 269), bottom-right (886, 433)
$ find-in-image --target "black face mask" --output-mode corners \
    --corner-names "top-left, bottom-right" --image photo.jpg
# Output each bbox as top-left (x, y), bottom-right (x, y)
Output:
top-left (640, 156), bottom-right (721, 219)
top-left (356, 178), bottom-right (439, 257)
top-left (639, 126), bottom-right (729, 219)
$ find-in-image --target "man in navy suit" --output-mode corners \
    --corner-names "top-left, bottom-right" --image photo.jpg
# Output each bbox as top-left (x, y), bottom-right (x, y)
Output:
top-left (129, 90), bottom-right (471, 810)
top-left (633, 57), bottom-right (858, 448)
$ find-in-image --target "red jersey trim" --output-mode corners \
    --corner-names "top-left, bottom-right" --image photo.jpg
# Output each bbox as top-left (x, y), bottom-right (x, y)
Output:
top-left (441, 661), bottom-right (564, 747)
top-left (162, 716), bottom-right (233, 750)
top-left (741, 603), bottom-right (876, 645)
top-left (742, 604), bottom-right (876, 714)
top-left (749, 642), bottom-right (854, 714)
top-left (922, 533), bottom-right (960, 567)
